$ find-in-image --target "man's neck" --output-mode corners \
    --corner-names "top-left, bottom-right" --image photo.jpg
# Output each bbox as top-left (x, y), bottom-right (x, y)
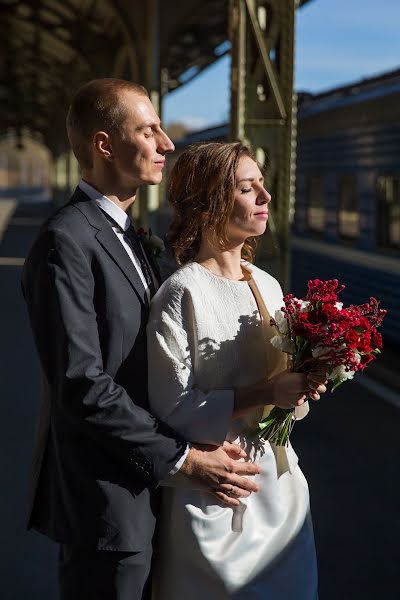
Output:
top-left (81, 174), bottom-right (137, 213)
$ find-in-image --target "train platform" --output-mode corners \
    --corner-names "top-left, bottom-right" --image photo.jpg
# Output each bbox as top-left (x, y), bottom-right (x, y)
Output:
top-left (1, 194), bottom-right (399, 599)
top-left (368, 345), bottom-right (400, 396)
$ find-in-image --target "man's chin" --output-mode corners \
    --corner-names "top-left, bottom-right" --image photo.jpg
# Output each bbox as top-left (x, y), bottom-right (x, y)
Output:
top-left (143, 174), bottom-right (163, 186)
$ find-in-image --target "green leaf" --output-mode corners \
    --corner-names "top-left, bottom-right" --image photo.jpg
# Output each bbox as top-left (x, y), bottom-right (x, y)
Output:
top-left (331, 378), bottom-right (344, 392)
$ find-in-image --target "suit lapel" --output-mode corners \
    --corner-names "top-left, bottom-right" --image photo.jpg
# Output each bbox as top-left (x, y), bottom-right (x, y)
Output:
top-left (69, 188), bottom-right (149, 309)
top-left (95, 227), bottom-right (149, 307)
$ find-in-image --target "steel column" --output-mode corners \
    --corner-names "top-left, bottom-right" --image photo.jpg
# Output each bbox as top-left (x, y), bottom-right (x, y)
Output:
top-left (229, 0), bottom-right (297, 289)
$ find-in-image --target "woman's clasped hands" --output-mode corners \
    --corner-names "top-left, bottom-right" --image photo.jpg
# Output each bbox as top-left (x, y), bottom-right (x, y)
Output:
top-left (234, 365), bottom-right (328, 416)
top-left (269, 367), bottom-right (328, 409)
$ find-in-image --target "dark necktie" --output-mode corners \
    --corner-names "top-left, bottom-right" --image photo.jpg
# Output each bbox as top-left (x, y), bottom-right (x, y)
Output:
top-left (124, 224), bottom-right (156, 298)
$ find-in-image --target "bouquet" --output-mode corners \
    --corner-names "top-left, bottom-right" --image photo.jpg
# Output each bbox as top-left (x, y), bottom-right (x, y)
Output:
top-left (258, 279), bottom-right (386, 446)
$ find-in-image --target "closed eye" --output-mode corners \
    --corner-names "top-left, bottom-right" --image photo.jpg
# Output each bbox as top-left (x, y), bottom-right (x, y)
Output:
top-left (240, 187), bottom-right (252, 194)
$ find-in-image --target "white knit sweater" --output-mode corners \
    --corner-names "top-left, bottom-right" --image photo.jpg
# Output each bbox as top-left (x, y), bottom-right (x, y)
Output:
top-left (147, 261), bottom-right (289, 447)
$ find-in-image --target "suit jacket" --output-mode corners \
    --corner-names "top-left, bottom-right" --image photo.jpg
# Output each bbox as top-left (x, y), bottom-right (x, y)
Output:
top-left (21, 187), bottom-right (186, 551)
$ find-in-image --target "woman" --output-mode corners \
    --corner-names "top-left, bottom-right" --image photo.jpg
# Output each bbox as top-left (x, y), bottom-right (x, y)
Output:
top-left (147, 142), bottom-right (325, 599)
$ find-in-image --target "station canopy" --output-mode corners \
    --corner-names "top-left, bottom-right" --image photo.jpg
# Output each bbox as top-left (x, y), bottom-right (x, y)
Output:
top-left (0, 0), bottom-right (311, 154)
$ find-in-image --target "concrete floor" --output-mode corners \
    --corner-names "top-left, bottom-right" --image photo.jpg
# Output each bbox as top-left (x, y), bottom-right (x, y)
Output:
top-left (1, 198), bottom-right (57, 599)
top-left (1, 197), bottom-right (399, 599)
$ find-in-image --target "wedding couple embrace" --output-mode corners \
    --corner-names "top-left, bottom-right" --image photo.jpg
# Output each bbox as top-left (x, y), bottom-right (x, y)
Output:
top-left (22, 79), bottom-right (327, 600)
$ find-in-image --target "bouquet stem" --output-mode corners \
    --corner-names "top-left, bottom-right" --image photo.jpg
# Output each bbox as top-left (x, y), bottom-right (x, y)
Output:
top-left (258, 407), bottom-right (295, 446)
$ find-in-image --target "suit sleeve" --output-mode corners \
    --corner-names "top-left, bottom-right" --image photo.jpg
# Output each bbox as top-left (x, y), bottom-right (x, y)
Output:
top-left (22, 229), bottom-right (186, 486)
top-left (147, 282), bottom-right (234, 446)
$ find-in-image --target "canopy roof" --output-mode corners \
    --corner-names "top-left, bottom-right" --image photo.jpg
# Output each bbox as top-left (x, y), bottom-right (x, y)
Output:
top-left (0, 0), bottom-right (311, 153)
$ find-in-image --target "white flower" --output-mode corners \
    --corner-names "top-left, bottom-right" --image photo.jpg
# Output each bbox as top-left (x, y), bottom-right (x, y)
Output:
top-left (149, 233), bottom-right (165, 252)
top-left (274, 310), bottom-right (289, 334)
top-left (327, 364), bottom-right (355, 383)
top-left (312, 345), bottom-right (331, 359)
top-left (335, 302), bottom-right (343, 310)
top-left (299, 300), bottom-right (310, 312)
top-left (270, 334), bottom-right (296, 354)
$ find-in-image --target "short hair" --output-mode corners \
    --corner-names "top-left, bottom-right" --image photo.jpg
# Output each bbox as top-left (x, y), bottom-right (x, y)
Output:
top-left (66, 78), bottom-right (148, 169)
top-left (168, 142), bottom-right (259, 265)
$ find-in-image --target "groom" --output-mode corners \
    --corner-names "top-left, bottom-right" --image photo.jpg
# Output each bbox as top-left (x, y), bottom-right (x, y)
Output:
top-left (22, 79), bottom-right (261, 600)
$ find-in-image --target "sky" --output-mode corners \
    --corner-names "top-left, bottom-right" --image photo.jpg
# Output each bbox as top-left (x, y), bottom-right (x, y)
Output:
top-left (163, 0), bottom-right (400, 129)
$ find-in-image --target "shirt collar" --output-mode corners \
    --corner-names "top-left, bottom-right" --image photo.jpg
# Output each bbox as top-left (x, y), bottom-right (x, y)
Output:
top-left (79, 179), bottom-right (131, 232)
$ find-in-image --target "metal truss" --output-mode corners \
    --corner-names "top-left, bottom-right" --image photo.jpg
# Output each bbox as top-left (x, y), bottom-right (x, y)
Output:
top-left (229, 0), bottom-right (298, 286)
top-left (0, 0), bottom-right (310, 231)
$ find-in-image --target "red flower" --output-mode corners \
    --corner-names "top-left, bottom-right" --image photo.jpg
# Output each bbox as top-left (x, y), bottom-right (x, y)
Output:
top-left (344, 329), bottom-right (359, 350)
top-left (372, 330), bottom-right (383, 350)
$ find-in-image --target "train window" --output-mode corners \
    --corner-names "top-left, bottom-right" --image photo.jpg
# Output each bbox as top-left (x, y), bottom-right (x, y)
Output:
top-left (338, 175), bottom-right (359, 239)
top-left (377, 176), bottom-right (400, 249)
top-left (307, 176), bottom-right (325, 233)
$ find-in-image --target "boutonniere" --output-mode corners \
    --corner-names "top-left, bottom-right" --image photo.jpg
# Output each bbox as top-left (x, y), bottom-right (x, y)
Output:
top-left (137, 227), bottom-right (165, 279)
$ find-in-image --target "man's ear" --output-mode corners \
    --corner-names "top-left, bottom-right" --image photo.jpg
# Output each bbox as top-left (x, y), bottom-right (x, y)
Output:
top-left (93, 131), bottom-right (113, 161)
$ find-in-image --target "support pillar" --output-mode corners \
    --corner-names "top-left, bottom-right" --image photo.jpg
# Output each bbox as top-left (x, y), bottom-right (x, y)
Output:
top-left (229, 0), bottom-right (298, 290)
top-left (135, 0), bottom-right (162, 231)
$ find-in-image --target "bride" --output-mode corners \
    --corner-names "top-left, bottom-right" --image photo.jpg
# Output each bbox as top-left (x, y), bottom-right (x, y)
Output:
top-left (147, 142), bottom-right (326, 599)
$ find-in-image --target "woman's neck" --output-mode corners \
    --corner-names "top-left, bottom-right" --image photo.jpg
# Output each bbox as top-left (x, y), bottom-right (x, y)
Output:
top-left (195, 240), bottom-right (244, 280)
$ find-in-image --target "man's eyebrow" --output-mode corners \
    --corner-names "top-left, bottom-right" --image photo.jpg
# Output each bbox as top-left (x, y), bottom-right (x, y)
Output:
top-left (237, 176), bottom-right (264, 184)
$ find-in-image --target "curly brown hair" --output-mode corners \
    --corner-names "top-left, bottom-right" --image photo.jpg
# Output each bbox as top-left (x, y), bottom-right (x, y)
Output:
top-left (168, 142), bottom-right (259, 265)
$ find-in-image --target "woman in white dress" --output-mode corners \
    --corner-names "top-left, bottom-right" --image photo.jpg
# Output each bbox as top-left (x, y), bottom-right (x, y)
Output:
top-left (147, 142), bottom-right (326, 599)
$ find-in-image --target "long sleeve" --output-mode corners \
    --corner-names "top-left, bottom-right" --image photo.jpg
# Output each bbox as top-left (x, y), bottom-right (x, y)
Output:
top-left (22, 229), bottom-right (186, 486)
top-left (147, 281), bottom-right (234, 446)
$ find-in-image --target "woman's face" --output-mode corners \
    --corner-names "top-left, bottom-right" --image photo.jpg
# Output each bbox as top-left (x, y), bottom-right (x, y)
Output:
top-left (226, 155), bottom-right (271, 243)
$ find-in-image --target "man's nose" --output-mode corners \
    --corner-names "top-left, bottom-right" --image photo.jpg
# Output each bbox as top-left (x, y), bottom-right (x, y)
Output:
top-left (157, 130), bottom-right (175, 154)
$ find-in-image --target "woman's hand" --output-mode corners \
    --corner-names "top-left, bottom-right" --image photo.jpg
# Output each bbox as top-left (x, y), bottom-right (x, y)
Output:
top-left (233, 367), bottom-right (328, 416)
top-left (269, 371), bottom-right (309, 409)
top-left (270, 370), bottom-right (326, 408)
top-left (306, 365), bottom-right (328, 401)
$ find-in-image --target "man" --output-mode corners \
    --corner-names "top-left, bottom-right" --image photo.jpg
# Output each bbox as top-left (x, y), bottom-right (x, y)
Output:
top-left (22, 79), bottom-right (261, 600)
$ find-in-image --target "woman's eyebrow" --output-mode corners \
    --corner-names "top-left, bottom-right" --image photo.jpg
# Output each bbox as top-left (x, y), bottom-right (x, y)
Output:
top-left (237, 176), bottom-right (264, 184)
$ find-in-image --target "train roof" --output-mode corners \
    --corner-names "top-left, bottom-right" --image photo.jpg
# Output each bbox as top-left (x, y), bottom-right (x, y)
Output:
top-left (175, 66), bottom-right (400, 145)
top-left (297, 67), bottom-right (400, 118)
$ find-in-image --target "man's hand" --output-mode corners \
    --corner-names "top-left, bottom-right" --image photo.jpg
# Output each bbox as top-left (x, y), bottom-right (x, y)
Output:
top-left (179, 441), bottom-right (261, 507)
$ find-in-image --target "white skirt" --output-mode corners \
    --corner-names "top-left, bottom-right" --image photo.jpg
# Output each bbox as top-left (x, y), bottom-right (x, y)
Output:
top-left (152, 441), bottom-right (318, 600)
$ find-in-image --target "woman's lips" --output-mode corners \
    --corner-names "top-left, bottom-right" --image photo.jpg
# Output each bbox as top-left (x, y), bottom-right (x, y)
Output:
top-left (254, 211), bottom-right (269, 219)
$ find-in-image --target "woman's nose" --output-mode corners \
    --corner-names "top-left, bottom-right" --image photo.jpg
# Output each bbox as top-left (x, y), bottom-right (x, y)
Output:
top-left (256, 187), bottom-right (271, 204)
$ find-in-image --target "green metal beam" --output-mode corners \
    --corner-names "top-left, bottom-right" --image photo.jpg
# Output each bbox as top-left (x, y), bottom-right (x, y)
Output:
top-left (229, 0), bottom-right (297, 289)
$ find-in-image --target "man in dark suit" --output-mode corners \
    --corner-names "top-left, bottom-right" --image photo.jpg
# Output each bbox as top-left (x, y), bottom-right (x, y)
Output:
top-left (22, 79), bottom-right (261, 600)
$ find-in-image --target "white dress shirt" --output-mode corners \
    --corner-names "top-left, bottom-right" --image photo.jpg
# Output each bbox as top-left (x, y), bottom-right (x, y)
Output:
top-left (78, 180), bottom-right (189, 474)
top-left (79, 179), bottom-right (157, 301)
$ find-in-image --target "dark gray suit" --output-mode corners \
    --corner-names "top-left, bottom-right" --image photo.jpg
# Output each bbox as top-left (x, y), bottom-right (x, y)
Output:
top-left (22, 187), bottom-right (186, 598)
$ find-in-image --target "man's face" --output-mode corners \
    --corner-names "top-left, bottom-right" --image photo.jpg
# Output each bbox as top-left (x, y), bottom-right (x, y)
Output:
top-left (109, 90), bottom-right (174, 189)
